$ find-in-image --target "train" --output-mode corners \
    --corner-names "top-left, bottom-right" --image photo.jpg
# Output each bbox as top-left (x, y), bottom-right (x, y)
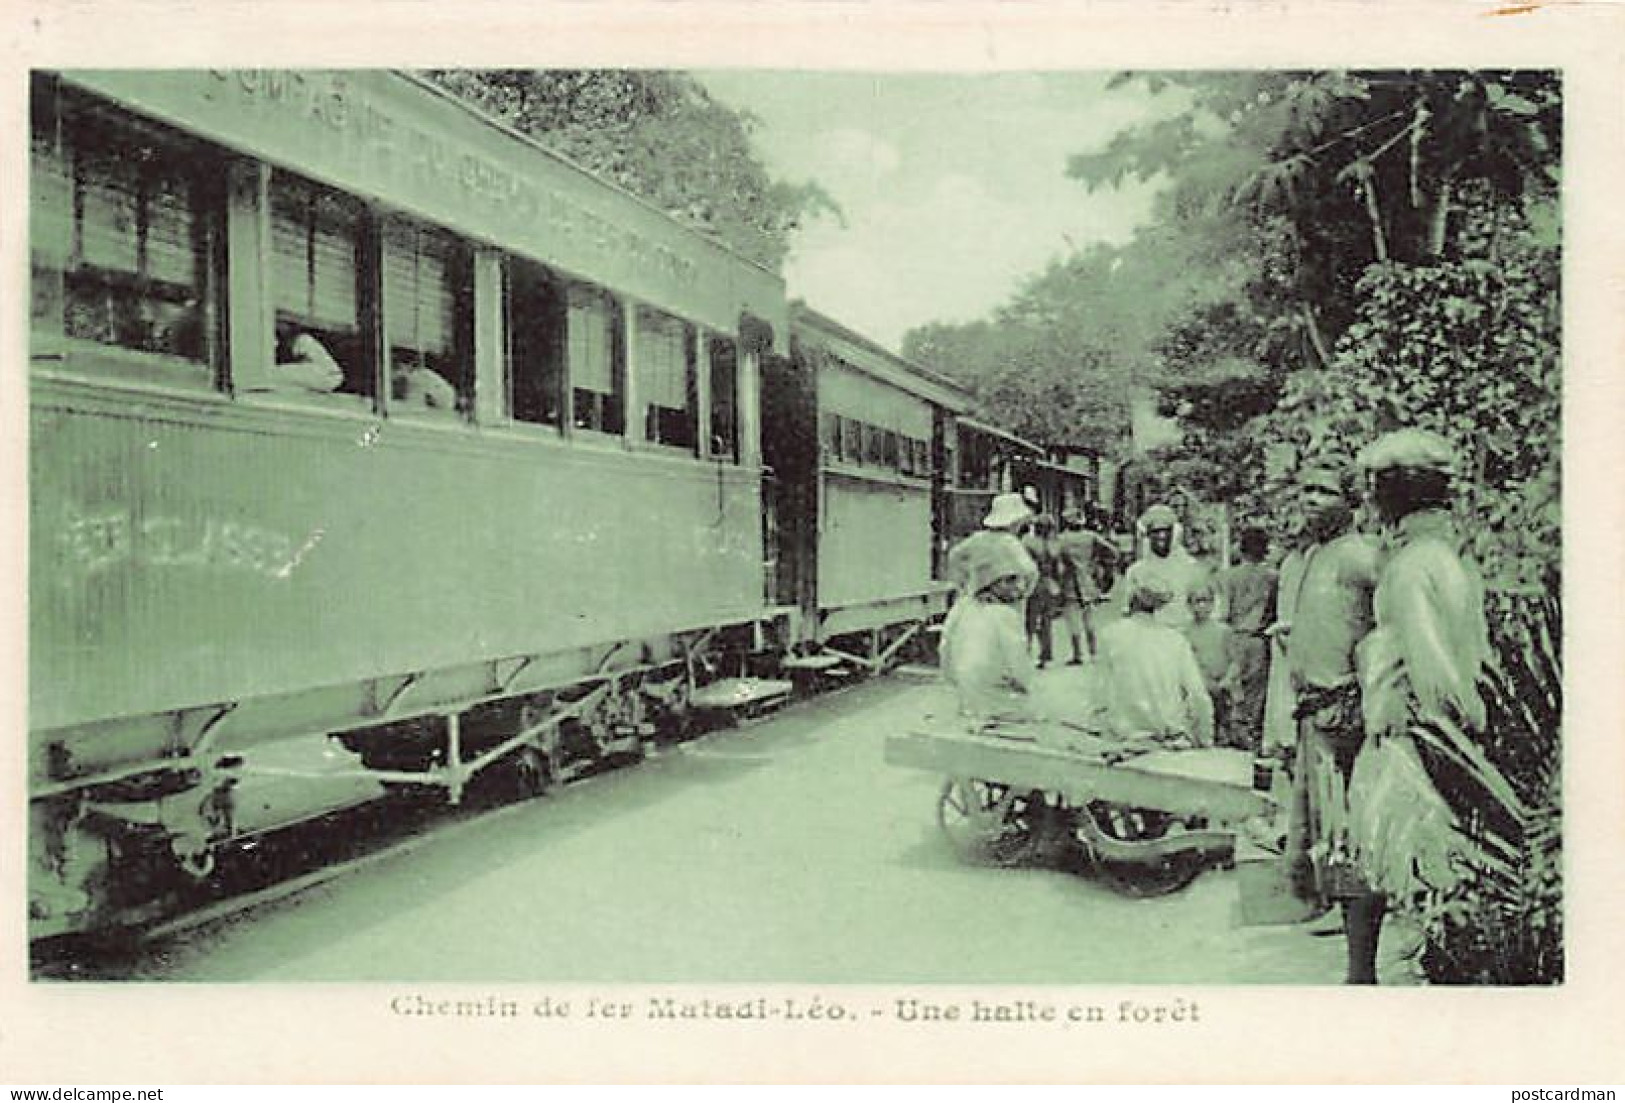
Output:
top-left (26, 69), bottom-right (1098, 939)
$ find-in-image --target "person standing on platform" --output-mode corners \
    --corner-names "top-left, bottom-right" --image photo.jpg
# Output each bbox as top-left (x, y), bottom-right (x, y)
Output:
top-left (947, 492), bottom-right (1037, 597)
top-left (1270, 464), bottom-right (1382, 959)
top-left (1217, 527), bottom-right (1278, 751)
top-left (1184, 583), bottom-right (1236, 746)
top-left (1121, 502), bottom-right (1207, 628)
top-left (1022, 514), bottom-right (1063, 668)
top-left (1344, 428), bottom-right (1492, 984)
top-left (1054, 506), bottom-right (1116, 665)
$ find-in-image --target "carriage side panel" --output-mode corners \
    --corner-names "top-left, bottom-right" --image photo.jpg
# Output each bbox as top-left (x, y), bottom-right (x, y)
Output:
top-left (31, 382), bottom-right (765, 733)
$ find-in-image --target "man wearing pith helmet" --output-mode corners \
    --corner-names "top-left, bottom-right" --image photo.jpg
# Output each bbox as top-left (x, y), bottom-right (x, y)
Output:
top-left (1342, 427), bottom-right (1491, 984)
top-left (946, 491), bottom-right (1039, 600)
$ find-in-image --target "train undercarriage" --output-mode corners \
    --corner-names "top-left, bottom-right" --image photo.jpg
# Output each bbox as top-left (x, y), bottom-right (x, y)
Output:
top-left (29, 614), bottom-right (806, 941)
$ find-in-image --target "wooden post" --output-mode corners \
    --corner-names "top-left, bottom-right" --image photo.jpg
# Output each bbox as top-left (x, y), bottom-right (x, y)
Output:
top-left (694, 325), bottom-right (712, 460)
top-left (619, 294), bottom-right (639, 445)
top-left (224, 160), bottom-right (274, 393)
top-left (471, 247), bottom-right (505, 425)
top-left (739, 344), bottom-right (762, 469)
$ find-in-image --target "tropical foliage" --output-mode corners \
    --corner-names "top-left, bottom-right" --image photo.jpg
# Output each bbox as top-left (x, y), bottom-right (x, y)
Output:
top-left (1074, 70), bottom-right (1560, 583)
top-left (1409, 593), bottom-right (1562, 984)
top-left (902, 70), bottom-right (1563, 984)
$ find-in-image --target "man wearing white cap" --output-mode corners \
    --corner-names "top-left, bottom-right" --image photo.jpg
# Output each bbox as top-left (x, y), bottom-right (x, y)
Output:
top-left (1342, 428), bottom-right (1491, 984)
top-left (1120, 502), bottom-right (1207, 628)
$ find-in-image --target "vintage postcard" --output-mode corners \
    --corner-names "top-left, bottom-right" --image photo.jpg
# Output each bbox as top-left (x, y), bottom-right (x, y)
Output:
top-left (3, 0), bottom-right (1623, 1086)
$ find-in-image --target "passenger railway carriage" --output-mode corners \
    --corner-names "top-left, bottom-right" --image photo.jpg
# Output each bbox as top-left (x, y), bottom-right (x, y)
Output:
top-left (768, 307), bottom-right (971, 673)
top-left (28, 69), bottom-right (794, 937)
top-left (26, 69), bottom-right (1092, 939)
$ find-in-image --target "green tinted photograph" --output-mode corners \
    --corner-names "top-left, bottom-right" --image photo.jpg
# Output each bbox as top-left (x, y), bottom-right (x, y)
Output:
top-left (28, 67), bottom-right (1561, 989)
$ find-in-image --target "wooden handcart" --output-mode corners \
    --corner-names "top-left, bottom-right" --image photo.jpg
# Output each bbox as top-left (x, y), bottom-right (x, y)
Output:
top-left (886, 723), bottom-right (1275, 897)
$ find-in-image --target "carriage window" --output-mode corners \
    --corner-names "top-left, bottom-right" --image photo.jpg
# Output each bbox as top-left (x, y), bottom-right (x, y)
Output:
top-left (384, 218), bottom-right (470, 418)
top-left (271, 173), bottom-right (367, 401)
top-left (507, 257), bottom-right (566, 429)
top-left (863, 423), bottom-right (886, 467)
top-left (709, 335), bottom-right (739, 462)
top-left (823, 412), bottom-right (842, 462)
top-left (39, 93), bottom-right (221, 378)
top-left (638, 308), bottom-right (695, 449)
top-left (568, 285), bottom-right (623, 435)
top-left (839, 416), bottom-right (862, 462)
top-left (880, 429), bottom-right (900, 471)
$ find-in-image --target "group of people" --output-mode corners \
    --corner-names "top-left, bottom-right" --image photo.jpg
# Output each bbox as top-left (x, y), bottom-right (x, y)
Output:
top-left (939, 426), bottom-right (1492, 985)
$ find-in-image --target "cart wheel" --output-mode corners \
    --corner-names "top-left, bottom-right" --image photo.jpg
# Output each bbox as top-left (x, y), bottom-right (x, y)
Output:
top-left (1095, 851), bottom-right (1207, 897)
top-left (1082, 801), bottom-right (1210, 898)
top-left (1086, 802), bottom-right (1177, 842)
top-left (937, 777), bottom-right (1042, 867)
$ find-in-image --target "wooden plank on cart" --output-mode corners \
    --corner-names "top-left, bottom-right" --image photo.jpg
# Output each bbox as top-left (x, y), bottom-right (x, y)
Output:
top-left (884, 730), bottom-right (1270, 825)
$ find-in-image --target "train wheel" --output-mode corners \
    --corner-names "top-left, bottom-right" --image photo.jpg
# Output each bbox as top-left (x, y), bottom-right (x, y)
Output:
top-left (508, 746), bottom-right (551, 800)
top-left (173, 843), bottom-right (217, 882)
top-left (468, 745), bottom-right (551, 808)
top-left (936, 777), bottom-right (1042, 867)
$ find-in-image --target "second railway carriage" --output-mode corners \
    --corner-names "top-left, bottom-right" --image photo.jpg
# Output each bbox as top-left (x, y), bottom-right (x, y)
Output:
top-left (765, 306), bottom-right (971, 670)
top-left (942, 416), bottom-right (1045, 545)
top-left (27, 69), bottom-right (791, 937)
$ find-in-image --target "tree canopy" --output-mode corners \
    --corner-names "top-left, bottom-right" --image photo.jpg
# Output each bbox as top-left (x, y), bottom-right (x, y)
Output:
top-left (426, 69), bottom-right (837, 271)
top-left (907, 69), bottom-right (1560, 590)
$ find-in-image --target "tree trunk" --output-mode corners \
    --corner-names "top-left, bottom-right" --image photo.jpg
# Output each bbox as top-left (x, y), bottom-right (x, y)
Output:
top-left (1300, 302), bottom-right (1333, 369)
top-left (1359, 165), bottom-right (1389, 263)
top-left (1427, 178), bottom-right (1453, 258)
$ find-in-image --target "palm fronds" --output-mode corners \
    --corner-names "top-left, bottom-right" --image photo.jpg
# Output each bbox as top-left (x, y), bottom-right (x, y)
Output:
top-left (1407, 591), bottom-right (1562, 985)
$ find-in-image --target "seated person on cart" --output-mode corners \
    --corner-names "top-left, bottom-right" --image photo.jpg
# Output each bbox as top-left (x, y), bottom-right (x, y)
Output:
top-left (1093, 575), bottom-right (1215, 747)
top-left (940, 534), bottom-right (1037, 727)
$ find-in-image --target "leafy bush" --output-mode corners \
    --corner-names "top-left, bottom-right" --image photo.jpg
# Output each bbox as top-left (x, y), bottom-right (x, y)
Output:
top-left (1249, 189), bottom-right (1559, 592)
top-left (1408, 592), bottom-right (1562, 985)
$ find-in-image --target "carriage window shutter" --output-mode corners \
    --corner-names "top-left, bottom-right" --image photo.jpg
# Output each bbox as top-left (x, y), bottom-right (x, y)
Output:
top-left (383, 223), bottom-right (416, 350)
top-left (76, 147), bottom-right (140, 274)
top-left (639, 311), bottom-right (687, 410)
top-left (841, 417), bottom-right (861, 461)
top-left (272, 189), bottom-right (312, 318)
top-left (384, 222), bottom-right (453, 359)
top-left (144, 167), bottom-right (196, 288)
top-left (423, 247), bottom-right (452, 356)
top-left (310, 194), bottom-right (358, 329)
top-left (569, 291), bottom-right (613, 395)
